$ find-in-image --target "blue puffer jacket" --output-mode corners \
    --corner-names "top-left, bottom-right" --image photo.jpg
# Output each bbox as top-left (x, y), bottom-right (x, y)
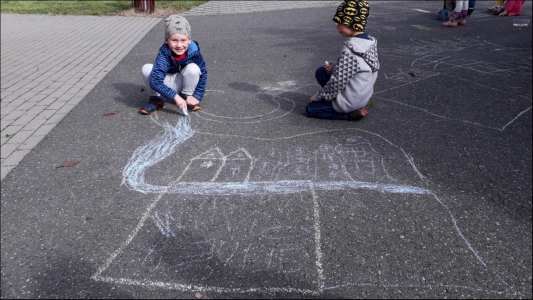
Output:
top-left (150, 41), bottom-right (207, 101)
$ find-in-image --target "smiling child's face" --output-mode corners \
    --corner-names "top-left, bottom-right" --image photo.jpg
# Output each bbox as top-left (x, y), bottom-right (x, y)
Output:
top-left (165, 33), bottom-right (190, 56)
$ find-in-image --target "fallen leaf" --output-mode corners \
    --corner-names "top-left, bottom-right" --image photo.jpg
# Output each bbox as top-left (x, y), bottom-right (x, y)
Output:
top-left (103, 111), bottom-right (119, 116)
top-left (408, 72), bottom-right (416, 77)
top-left (57, 161), bottom-right (79, 168)
top-left (140, 87), bottom-right (145, 92)
top-left (195, 293), bottom-right (202, 299)
top-left (86, 217), bottom-right (93, 221)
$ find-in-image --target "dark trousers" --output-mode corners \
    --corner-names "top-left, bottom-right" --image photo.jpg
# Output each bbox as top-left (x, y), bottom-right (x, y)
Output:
top-left (306, 66), bottom-right (350, 120)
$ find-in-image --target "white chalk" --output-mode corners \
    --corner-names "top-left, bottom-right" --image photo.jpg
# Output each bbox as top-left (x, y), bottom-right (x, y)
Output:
top-left (182, 107), bottom-right (188, 116)
top-left (324, 61), bottom-right (329, 65)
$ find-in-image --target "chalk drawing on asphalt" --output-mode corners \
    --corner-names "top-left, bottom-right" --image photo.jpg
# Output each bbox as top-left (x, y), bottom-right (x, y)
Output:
top-left (91, 115), bottom-right (516, 296)
top-left (378, 37), bottom-right (531, 131)
top-left (91, 34), bottom-right (528, 297)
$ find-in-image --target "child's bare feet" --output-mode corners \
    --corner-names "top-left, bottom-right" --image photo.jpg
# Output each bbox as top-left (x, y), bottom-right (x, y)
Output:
top-left (348, 107), bottom-right (367, 121)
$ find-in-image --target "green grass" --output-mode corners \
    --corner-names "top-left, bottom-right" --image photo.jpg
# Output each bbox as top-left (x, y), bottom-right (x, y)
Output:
top-left (0, 1), bottom-right (207, 16)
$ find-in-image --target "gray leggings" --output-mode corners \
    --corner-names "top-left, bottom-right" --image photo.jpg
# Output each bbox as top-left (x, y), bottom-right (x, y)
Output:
top-left (141, 63), bottom-right (201, 98)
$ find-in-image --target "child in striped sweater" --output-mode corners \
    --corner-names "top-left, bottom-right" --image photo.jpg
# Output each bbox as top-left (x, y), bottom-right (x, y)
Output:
top-left (140, 15), bottom-right (207, 115)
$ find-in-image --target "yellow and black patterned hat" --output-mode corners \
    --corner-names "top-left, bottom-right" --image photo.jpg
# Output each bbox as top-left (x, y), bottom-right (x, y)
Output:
top-left (333, 0), bottom-right (370, 32)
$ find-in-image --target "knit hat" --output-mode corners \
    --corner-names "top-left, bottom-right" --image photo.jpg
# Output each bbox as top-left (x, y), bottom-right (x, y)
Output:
top-left (165, 15), bottom-right (191, 40)
top-left (333, 0), bottom-right (370, 32)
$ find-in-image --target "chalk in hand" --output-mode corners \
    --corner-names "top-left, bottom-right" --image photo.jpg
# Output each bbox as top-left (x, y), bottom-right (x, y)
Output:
top-left (182, 107), bottom-right (188, 116)
top-left (325, 60), bottom-right (329, 65)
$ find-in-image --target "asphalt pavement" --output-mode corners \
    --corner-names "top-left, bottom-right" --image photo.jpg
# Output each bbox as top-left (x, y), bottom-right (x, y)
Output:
top-left (1, 1), bottom-right (532, 298)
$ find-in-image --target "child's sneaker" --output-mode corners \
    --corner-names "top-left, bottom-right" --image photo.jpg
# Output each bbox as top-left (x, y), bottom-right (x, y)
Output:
top-left (187, 104), bottom-right (201, 111)
top-left (458, 19), bottom-right (467, 26)
top-left (139, 96), bottom-right (166, 115)
top-left (149, 96), bottom-right (166, 109)
top-left (348, 107), bottom-right (367, 121)
top-left (442, 21), bottom-right (458, 28)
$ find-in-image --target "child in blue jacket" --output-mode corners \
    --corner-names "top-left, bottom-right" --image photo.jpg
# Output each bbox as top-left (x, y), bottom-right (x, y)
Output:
top-left (140, 15), bottom-right (207, 114)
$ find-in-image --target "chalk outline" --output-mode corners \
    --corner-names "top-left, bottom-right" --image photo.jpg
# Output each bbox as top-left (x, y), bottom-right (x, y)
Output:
top-left (93, 117), bottom-right (516, 296)
top-left (94, 35), bottom-right (529, 296)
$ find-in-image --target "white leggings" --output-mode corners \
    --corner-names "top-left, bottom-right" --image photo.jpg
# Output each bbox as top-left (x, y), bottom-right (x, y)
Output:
top-left (141, 63), bottom-right (201, 98)
top-left (454, 0), bottom-right (469, 12)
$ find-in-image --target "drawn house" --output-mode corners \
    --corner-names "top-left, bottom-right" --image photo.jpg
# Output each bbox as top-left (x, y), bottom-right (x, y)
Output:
top-left (99, 118), bottom-right (513, 296)
top-left (334, 136), bottom-right (391, 183)
top-left (177, 148), bottom-right (225, 182)
top-left (213, 149), bottom-right (252, 182)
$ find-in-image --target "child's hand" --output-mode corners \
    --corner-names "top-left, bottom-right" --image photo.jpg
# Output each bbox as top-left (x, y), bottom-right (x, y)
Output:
top-left (186, 95), bottom-right (200, 106)
top-left (324, 61), bottom-right (333, 74)
top-left (173, 95), bottom-right (187, 109)
top-left (309, 96), bottom-right (314, 103)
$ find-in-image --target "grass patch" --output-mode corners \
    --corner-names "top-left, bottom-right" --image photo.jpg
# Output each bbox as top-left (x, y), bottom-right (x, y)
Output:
top-left (0, 1), bottom-right (207, 17)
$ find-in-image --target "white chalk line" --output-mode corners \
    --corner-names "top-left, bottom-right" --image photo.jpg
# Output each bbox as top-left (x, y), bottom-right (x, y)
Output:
top-left (400, 148), bottom-right (429, 185)
top-left (91, 187), bottom-right (514, 296)
top-left (411, 9), bottom-right (431, 13)
top-left (373, 95), bottom-right (502, 131)
top-left (379, 51), bottom-right (531, 132)
top-left (91, 188), bottom-right (170, 281)
top-left (411, 55), bottom-right (450, 67)
top-left (193, 82), bottom-right (314, 123)
top-left (501, 106), bottom-right (532, 131)
top-left (198, 96), bottom-right (282, 119)
top-left (93, 275), bottom-right (320, 295)
top-left (439, 72), bottom-right (532, 131)
top-left (196, 128), bottom-right (427, 185)
top-left (111, 72), bottom-right (522, 294)
top-left (194, 98), bottom-right (296, 123)
top-left (324, 282), bottom-right (515, 296)
top-left (176, 147), bottom-right (224, 182)
top-left (310, 183), bottom-right (325, 291)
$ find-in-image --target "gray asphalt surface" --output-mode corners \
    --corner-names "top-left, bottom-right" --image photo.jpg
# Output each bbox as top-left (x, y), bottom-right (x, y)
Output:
top-left (1, 1), bottom-right (532, 298)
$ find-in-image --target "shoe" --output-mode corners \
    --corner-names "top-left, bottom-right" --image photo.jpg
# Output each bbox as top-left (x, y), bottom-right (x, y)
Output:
top-left (348, 107), bottom-right (367, 121)
top-left (442, 21), bottom-right (458, 28)
top-left (187, 104), bottom-right (201, 111)
top-left (458, 19), bottom-right (466, 26)
top-left (139, 96), bottom-right (165, 115)
top-left (149, 96), bottom-right (166, 109)
top-left (443, 11), bottom-right (459, 28)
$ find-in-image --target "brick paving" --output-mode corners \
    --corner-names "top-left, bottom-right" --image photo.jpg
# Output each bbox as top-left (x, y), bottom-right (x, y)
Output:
top-left (0, 14), bottom-right (162, 180)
